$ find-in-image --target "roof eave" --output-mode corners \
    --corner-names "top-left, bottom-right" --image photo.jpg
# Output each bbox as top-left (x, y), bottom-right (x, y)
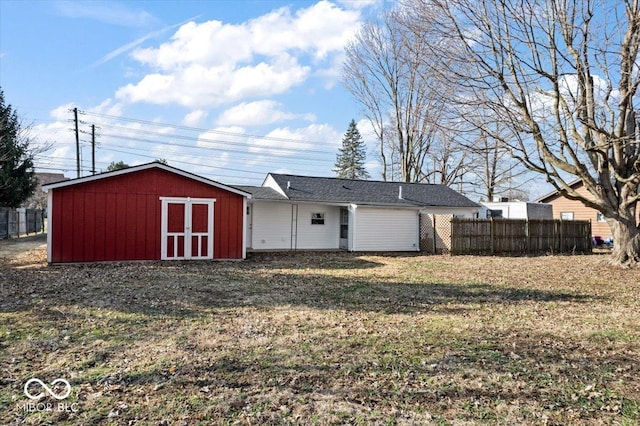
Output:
top-left (42, 162), bottom-right (252, 198)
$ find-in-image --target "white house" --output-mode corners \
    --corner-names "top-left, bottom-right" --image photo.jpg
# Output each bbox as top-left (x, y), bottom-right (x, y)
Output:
top-left (236, 174), bottom-right (480, 252)
top-left (480, 201), bottom-right (552, 220)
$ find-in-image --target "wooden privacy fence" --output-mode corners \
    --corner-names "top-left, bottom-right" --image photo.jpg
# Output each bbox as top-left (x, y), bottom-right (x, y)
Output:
top-left (0, 208), bottom-right (45, 239)
top-left (450, 218), bottom-right (592, 255)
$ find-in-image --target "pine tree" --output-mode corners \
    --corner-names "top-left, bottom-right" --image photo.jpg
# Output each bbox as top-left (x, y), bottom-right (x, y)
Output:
top-left (334, 119), bottom-right (370, 179)
top-left (0, 89), bottom-right (37, 207)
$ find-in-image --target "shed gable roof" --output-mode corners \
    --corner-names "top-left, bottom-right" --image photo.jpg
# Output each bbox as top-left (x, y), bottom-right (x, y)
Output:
top-left (42, 162), bottom-right (251, 197)
top-left (249, 174), bottom-right (478, 208)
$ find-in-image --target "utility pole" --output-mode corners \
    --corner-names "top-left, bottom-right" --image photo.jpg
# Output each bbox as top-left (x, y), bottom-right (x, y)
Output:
top-left (91, 124), bottom-right (96, 175)
top-left (73, 107), bottom-right (80, 178)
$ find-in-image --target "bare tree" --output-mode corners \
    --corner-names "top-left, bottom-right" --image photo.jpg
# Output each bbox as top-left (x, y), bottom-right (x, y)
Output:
top-left (462, 128), bottom-right (530, 201)
top-left (426, 0), bottom-right (640, 265)
top-left (343, 6), bottom-right (447, 182)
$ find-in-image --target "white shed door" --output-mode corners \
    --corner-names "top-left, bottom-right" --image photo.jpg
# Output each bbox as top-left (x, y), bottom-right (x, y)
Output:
top-left (160, 197), bottom-right (215, 260)
top-left (355, 208), bottom-right (418, 251)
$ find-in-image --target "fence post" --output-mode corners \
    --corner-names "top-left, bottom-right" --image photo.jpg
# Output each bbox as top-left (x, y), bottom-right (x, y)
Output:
top-left (559, 219), bottom-right (564, 253)
top-left (489, 217), bottom-right (494, 255)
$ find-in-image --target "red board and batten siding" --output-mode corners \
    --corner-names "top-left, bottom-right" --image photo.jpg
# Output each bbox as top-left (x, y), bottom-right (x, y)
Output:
top-left (49, 167), bottom-right (245, 263)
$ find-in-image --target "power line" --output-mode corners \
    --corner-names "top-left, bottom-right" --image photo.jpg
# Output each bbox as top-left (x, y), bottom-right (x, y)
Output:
top-left (104, 124), bottom-right (336, 156)
top-left (79, 110), bottom-right (339, 148)
top-left (33, 154), bottom-right (263, 183)
top-left (98, 146), bottom-right (266, 176)
top-left (96, 131), bottom-right (335, 166)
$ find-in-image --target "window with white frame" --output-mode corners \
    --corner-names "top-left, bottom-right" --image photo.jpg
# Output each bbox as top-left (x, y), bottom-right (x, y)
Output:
top-left (560, 212), bottom-right (574, 220)
top-left (311, 212), bottom-right (325, 225)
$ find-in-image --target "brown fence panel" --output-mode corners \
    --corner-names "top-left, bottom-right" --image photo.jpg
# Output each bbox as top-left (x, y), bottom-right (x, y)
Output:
top-left (450, 218), bottom-right (592, 256)
top-left (493, 219), bottom-right (527, 254)
top-left (451, 218), bottom-right (491, 255)
top-left (560, 220), bottom-right (592, 253)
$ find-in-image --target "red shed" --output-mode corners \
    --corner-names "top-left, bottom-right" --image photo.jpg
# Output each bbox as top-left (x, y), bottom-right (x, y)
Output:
top-left (43, 162), bottom-right (249, 263)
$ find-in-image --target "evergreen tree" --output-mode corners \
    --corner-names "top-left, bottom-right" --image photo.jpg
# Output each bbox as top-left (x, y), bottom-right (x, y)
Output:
top-left (334, 119), bottom-right (370, 179)
top-left (0, 89), bottom-right (37, 207)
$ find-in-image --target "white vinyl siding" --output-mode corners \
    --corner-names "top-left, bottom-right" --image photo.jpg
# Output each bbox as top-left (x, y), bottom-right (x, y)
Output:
top-left (250, 202), bottom-right (293, 249)
top-left (249, 202), bottom-right (340, 250)
top-left (354, 207), bottom-right (419, 251)
top-left (295, 204), bottom-right (340, 249)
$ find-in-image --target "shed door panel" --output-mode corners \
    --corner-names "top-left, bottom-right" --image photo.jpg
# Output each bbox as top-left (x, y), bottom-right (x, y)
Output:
top-left (189, 202), bottom-right (213, 259)
top-left (167, 203), bottom-right (186, 233)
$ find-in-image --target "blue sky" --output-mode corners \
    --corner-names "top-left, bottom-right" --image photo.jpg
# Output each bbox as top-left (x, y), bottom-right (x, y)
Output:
top-left (0, 0), bottom-right (384, 185)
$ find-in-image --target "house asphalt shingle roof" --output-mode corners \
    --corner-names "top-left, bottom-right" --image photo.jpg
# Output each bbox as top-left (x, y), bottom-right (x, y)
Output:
top-left (233, 186), bottom-right (287, 200)
top-left (237, 174), bottom-right (479, 208)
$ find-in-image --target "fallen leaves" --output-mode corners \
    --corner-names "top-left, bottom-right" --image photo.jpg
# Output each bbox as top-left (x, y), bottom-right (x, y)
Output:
top-left (1, 248), bottom-right (639, 424)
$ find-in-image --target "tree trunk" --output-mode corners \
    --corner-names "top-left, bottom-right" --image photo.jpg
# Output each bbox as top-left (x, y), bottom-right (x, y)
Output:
top-left (608, 218), bottom-right (640, 266)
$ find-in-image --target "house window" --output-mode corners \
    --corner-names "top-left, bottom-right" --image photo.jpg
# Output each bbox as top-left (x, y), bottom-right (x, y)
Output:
top-left (596, 212), bottom-right (607, 222)
top-left (560, 212), bottom-right (574, 220)
top-left (311, 212), bottom-right (325, 225)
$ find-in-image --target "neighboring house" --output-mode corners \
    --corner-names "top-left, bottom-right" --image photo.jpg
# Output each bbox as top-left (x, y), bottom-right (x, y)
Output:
top-left (536, 179), bottom-right (640, 239)
top-left (22, 172), bottom-right (68, 210)
top-left (480, 201), bottom-right (553, 220)
top-left (236, 173), bottom-right (479, 252)
top-left (43, 162), bottom-right (250, 263)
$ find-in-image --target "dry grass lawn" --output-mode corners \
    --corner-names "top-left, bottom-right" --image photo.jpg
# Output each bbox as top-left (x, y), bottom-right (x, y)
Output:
top-left (1, 242), bottom-right (639, 425)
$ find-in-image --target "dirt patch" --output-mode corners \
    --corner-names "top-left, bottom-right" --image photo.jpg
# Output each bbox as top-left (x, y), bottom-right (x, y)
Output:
top-left (0, 234), bottom-right (47, 264)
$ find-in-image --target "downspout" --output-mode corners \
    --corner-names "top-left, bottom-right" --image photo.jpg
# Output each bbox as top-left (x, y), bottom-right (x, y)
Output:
top-left (290, 204), bottom-right (298, 251)
top-left (349, 204), bottom-right (358, 252)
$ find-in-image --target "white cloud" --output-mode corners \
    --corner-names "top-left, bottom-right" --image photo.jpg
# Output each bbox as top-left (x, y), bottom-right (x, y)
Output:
top-left (196, 126), bottom-right (247, 150)
top-left (131, 20), bottom-right (252, 70)
top-left (89, 98), bottom-right (124, 117)
top-left (117, 1), bottom-right (363, 108)
top-left (249, 1), bottom-right (361, 60)
top-left (183, 110), bottom-right (208, 126)
top-left (248, 123), bottom-right (341, 157)
top-left (337, 0), bottom-right (383, 10)
top-left (215, 100), bottom-right (315, 126)
top-left (227, 56), bottom-right (310, 99)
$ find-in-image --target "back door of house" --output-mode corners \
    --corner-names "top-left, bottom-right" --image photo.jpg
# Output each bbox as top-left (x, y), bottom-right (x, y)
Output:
top-left (160, 197), bottom-right (215, 260)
